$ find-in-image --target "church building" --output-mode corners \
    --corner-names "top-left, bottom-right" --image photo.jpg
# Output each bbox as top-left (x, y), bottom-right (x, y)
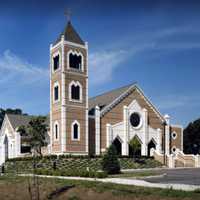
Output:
top-left (49, 20), bottom-right (183, 157)
top-left (0, 20), bottom-right (183, 165)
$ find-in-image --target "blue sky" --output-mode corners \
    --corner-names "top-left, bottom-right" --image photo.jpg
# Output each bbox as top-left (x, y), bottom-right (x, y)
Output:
top-left (0, 0), bottom-right (200, 127)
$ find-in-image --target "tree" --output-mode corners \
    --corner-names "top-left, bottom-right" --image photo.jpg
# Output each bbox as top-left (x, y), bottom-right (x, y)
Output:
top-left (0, 108), bottom-right (25, 128)
top-left (129, 136), bottom-right (141, 157)
top-left (101, 144), bottom-right (120, 174)
top-left (184, 118), bottom-right (200, 154)
top-left (18, 116), bottom-right (48, 155)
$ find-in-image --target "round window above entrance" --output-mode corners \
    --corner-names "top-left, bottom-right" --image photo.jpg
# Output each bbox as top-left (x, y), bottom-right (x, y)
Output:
top-left (130, 112), bottom-right (142, 129)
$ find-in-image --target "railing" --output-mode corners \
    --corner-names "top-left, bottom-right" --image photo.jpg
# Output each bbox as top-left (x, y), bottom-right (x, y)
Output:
top-left (153, 149), bottom-right (200, 168)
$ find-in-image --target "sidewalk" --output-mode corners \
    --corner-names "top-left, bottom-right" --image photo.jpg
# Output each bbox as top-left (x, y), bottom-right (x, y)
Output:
top-left (19, 174), bottom-right (200, 192)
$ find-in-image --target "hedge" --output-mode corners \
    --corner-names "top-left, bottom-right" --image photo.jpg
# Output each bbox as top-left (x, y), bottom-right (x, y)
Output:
top-left (35, 168), bottom-right (107, 178)
top-left (4, 156), bottom-right (162, 175)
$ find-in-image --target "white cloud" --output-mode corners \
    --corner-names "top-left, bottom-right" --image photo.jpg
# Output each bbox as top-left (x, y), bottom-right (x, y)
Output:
top-left (0, 50), bottom-right (48, 85)
top-left (89, 50), bottom-right (128, 85)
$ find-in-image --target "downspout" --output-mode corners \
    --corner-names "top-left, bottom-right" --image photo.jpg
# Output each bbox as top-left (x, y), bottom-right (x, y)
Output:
top-left (163, 121), bottom-right (167, 165)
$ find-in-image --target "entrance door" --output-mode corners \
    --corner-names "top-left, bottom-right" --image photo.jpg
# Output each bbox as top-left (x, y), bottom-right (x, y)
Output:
top-left (112, 137), bottom-right (122, 156)
top-left (148, 139), bottom-right (156, 157)
top-left (4, 135), bottom-right (8, 161)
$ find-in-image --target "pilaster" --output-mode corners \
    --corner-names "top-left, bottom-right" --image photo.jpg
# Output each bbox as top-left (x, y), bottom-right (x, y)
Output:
top-left (141, 108), bottom-right (148, 156)
top-left (95, 106), bottom-right (100, 155)
top-left (164, 114), bottom-right (170, 155)
top-left (61, 35), bottom-right (66, 153)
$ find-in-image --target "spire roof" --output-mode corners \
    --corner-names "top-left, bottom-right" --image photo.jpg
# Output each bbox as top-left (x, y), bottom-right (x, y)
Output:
top-left (54, 21), bottom-right (85, 45)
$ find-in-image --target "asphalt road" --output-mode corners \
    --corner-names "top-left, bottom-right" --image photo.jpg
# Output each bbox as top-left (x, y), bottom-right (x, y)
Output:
top-left (143, 168), bottom-right (200, 185)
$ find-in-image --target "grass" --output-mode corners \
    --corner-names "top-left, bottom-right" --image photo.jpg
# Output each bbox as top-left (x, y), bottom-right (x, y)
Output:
top-left (0, 174), bottom-right (200, 200)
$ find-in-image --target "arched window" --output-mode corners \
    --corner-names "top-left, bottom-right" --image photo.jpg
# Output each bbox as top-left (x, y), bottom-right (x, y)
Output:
top-left (71, 85), bottom-right (80, 100)
top-left (53, 82), bottom-right (60, 102)
top-left (52, 52), bottom-right (60, 72)
top-left (69, 81), bottom-right (82, 102)
top-left (71, 121), bottom-right (80, 140)
top-left (54, 121), bottom-right (59, 140)
top-left (68, 50), bottom-right (83, 71)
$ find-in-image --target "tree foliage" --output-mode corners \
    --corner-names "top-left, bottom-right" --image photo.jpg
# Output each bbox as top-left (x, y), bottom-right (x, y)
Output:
top-left (18, 116), bottom-right (48, 155)
top-left (184, 118), bottom-right (200, 154)
top-left (129, 136), bottom-right (141, 157)
top-left (101, 144), bottom-right (120, 174)
top-left (0, 108), bottom-right (26, 127)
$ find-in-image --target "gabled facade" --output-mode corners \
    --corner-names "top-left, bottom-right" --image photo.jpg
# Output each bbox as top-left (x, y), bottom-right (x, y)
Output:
top-left (0, 114), bottom-right (32, 165)
top-left (88, 84), bottom-right (183, 157)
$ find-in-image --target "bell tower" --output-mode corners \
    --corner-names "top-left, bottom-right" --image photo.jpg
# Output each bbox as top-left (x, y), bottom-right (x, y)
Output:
top-left (50, 19), bottom-right (88, 154)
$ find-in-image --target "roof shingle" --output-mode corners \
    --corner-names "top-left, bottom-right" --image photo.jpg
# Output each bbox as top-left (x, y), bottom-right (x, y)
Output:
top-left (54, 21), bottom-right (85, 45)
top-left (89, 83), bottom-right (136, 115)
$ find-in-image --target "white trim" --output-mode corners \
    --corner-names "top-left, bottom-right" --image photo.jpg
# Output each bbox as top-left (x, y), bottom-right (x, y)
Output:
top-left (51, 40), bottom-right (87, 51)
top-left (69, 80), bottom-right (83, 103)
top-left (113, 135), bottom-right (123, 144)
top-left (53, 81), bottom-right (60, 103)
top-left (64, 41), bottom-right (87, 49)
top-left (122, 105), bottom-right (128, 156)
top-left (71, 120), bottom-right (80, 141)
top-left (52, 51), bottom-right (61, 73)
top-left (171, 124), bottom-right (183, 128)
top-left (53, 121), bottom-right (59, 141)
top-left (95, 106), bottom-right (100, 155)
top-left (181, 127), bottom-right (184, 151)
top-left (51, 41), bottom-right (62, 50)
top-left (61, 36), bottom-right (66, 153)
top-left (50, 44), bottom-right (53, 153)
top-left (67, 49), bottom-right (84, 72)
top-left (100, 84), bottom-right (165, 122)
top-left (136, 86), bottom-right (164, 122)
top-left (64, 71), bottom-right (87, 77)
top-left (171, 131), bottom-right (177, 140)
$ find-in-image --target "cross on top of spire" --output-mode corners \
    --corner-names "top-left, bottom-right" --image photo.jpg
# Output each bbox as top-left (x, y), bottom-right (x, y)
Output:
top-left (64, 9), bottom-right (72, 23)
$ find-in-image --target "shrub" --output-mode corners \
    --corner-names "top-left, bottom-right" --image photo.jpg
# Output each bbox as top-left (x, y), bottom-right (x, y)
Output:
top-left (34, 168), bottom-right (107, 178)
top-left (101, 145), bottom-right (120, 174)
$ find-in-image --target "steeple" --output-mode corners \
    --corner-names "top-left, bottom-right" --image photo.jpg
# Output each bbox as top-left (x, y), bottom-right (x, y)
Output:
top-left (54, 21), bottom-right (85, 45)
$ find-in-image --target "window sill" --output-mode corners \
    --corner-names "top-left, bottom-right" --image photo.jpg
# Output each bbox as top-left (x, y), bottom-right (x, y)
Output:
top-left (71, 138), bottom-right (80, 141)
top-left (68, 68), bottom-right (84, 73)
top-left (69, 99), bottom-right (82, 103)
top-left (52, 67), bottom-right (61, 73)
top-left (53, 100), bottom-right (60, 104)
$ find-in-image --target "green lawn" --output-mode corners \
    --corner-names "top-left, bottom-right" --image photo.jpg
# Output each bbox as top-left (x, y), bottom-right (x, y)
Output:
top-left (0, 175), bottom-right (200, 200)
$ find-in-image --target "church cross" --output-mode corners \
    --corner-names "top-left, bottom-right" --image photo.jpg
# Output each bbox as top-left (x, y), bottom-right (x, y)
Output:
top-left (64, 9), bottom-right (72, 22)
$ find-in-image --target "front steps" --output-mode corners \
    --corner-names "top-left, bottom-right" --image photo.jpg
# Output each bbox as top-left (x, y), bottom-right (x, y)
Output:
top-left (153, 149), bottom-right (200, 168)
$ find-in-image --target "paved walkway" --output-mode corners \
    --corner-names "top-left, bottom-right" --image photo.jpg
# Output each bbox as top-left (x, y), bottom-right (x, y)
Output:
top-left (20, 173), bottom-right (200, 192)
top-left (143, 168), bottom-right (200, 186)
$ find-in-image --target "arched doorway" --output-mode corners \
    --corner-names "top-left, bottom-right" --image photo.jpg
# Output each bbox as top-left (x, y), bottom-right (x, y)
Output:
top-left (129, 136), bottom-right (142, 157)
top-left (4, 135), bottom-right (8, 161)
top-left (148, 139), bottom-right (156, 157)
top-left (112, 137), bottom-right (122, 156)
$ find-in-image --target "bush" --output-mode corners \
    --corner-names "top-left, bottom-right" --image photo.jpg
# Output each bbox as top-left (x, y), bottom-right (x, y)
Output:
top-left (101, 145), bottom-right (120, 174)
top-left (34, 168), bottom-right (107, 178)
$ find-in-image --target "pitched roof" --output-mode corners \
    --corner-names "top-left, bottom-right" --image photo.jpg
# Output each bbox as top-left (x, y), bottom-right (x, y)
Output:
top-left (89, 83), bottom-right (136, 115)
top-left (54, 21), bottom-right (85, 45)
top-left (6, 114), bottom-right (50, 130)
top-left (6, 114), bottom-right (32, 130)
